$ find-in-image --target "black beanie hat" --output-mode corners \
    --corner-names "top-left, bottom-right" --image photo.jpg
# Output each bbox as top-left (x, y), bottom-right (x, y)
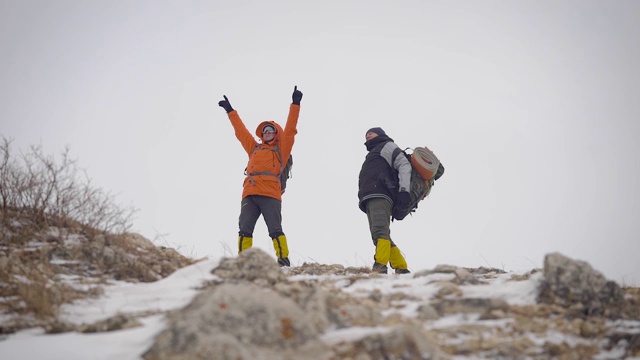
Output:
top-left (366, 127), bottom-right (386, 137)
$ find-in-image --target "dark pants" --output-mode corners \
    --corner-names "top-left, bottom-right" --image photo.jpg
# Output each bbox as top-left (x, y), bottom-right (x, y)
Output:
top-left (238, 195), bottom-right (284, 239)
top-left (365, 198), bottom-right (398, 247)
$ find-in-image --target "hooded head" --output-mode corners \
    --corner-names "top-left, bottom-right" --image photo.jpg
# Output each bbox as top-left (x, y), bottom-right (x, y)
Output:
top-left (255, 121), bottom-right (283, 143)
top-left (366, 127), bottom-right (387, 138)
top-left (364, 127), bottom-right (393, 151)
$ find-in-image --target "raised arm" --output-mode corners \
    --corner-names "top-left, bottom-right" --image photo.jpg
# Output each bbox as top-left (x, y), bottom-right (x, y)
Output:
top-left (279, 86), bottom-right (303, 162)
top-left (218, 95), bottom-right (257, 155)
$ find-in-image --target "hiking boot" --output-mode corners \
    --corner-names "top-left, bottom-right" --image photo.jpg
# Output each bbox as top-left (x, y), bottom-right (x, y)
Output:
top-left (277, 257), bottom-right (291, 267)
top-left (395, 268), bottom-right (411, 274)
top-left (372, 262), bottom-right (388, 274)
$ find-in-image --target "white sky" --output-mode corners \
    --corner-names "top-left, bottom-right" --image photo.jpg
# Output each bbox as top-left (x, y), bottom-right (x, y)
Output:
top-left (1, 0), bottom-right (639, 284)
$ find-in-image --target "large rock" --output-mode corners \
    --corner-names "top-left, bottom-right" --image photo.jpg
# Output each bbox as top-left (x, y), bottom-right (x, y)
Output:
top-left (144, 248), bottom-right (333, 360)
top-left (211, 247), bottom-right (287, 285)
top-left (537, 252), bottom-right (625, 318)
top-left (143, 282), bottom-right (332, 360)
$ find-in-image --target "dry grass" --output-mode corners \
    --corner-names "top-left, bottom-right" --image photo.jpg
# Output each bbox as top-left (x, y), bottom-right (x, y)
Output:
top-left (0, 138), bottom-right (195, 334)
top-left (1, 214), bottom-right (195, 333)
top-left (0, 246), bottom-right (85, 324)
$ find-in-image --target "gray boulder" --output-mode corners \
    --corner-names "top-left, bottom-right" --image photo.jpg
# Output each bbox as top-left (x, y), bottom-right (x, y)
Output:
top-left (537, 252), bottom-right (625, 318)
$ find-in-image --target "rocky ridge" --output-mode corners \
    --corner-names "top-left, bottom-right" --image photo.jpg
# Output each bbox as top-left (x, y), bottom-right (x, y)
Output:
top-left (1, 219), bottom-right (639, 359)
top-left (144, 249), bottom-right (640, 360)
top-left (0, 218), bottom-right (194, 334)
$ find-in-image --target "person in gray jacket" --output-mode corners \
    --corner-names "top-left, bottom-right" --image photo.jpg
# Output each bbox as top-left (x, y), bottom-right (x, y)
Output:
top-left (357, 127), bottom-right (411, 274)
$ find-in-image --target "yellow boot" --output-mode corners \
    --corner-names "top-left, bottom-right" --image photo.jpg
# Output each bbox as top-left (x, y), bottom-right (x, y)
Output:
top-left (238, 235), bottom-right (253, 254)
top-left (272, 235), bottom-right (290, 267)
top-left (373, 238), bottom-right (391, 273)
top-left (389, 246), bottom-right (410, 274)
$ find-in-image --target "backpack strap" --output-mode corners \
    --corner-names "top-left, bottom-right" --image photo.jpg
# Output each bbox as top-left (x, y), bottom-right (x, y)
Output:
top-left (245, 144), bottom-right (286, 185)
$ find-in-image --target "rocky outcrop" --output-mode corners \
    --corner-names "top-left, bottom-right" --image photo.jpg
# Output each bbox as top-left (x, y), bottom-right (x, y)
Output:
top-left (144, 249), bottom-right (640, 360)
top-left (538, 252), bottom-right (630, 318)
top-left (0, 222), bottom-right (194, 334)
top-left (144, 248), bottom-right (448, 360)
top-left (2, 217), bottom-right (638, 360)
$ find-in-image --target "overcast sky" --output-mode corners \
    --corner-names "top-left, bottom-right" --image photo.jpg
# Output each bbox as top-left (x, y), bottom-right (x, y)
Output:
top-left (2, 0), bottom-right (639, 284)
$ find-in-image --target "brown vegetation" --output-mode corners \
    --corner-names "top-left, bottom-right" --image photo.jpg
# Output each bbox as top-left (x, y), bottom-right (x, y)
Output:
top-left (0, 138), bottom-right (194, 334)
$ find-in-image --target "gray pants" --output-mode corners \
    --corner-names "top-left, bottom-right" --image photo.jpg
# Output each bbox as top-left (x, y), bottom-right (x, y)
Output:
top-left (239, 195), bottom-right (284, 239)
top-left (365, 198), bottom-right (397, 247)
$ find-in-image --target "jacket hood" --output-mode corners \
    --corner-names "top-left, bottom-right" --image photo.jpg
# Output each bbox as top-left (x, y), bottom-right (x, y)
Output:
top-left (255, 120), bottom-right (284, 143)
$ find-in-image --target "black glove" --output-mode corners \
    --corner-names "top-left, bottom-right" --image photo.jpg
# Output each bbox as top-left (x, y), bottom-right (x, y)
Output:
top-left (292, 85), bottom-right (303, 105)
top-left (396, 191), bottom-right (411, 210)
top-left (218, 95), bottom-right (234, 113)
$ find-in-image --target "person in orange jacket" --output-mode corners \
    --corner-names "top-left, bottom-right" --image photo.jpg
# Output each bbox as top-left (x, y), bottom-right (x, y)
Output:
top-left (218, 86), bottom-right (303, 267)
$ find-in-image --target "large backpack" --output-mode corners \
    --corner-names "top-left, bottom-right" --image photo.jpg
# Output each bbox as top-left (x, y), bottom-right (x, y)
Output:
top-left (245, 145), bottom-right (293, 194)
top-left (392, 146), bottom-right (444, 221)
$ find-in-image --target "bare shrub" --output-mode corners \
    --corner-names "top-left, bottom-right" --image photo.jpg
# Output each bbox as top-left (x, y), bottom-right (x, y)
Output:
top-left (0, 136), bottom-right (137, 329)
top-left (0, 138), bottom-right (199, 334)
top-left (0, 136), bottom-right (136, 233)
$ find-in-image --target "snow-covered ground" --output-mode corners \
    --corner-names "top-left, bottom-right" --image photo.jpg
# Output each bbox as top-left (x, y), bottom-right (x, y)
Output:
top-left (0, 257), bottom-right (540, 360)
top-left (0, 259), bottom-right (219, 360)
top-left (1, 257), bottom-right (638, 360)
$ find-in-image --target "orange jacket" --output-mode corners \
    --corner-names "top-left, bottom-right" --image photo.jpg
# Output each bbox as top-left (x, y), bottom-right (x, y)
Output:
top-left (228, 104), bottom-right (300, 201)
